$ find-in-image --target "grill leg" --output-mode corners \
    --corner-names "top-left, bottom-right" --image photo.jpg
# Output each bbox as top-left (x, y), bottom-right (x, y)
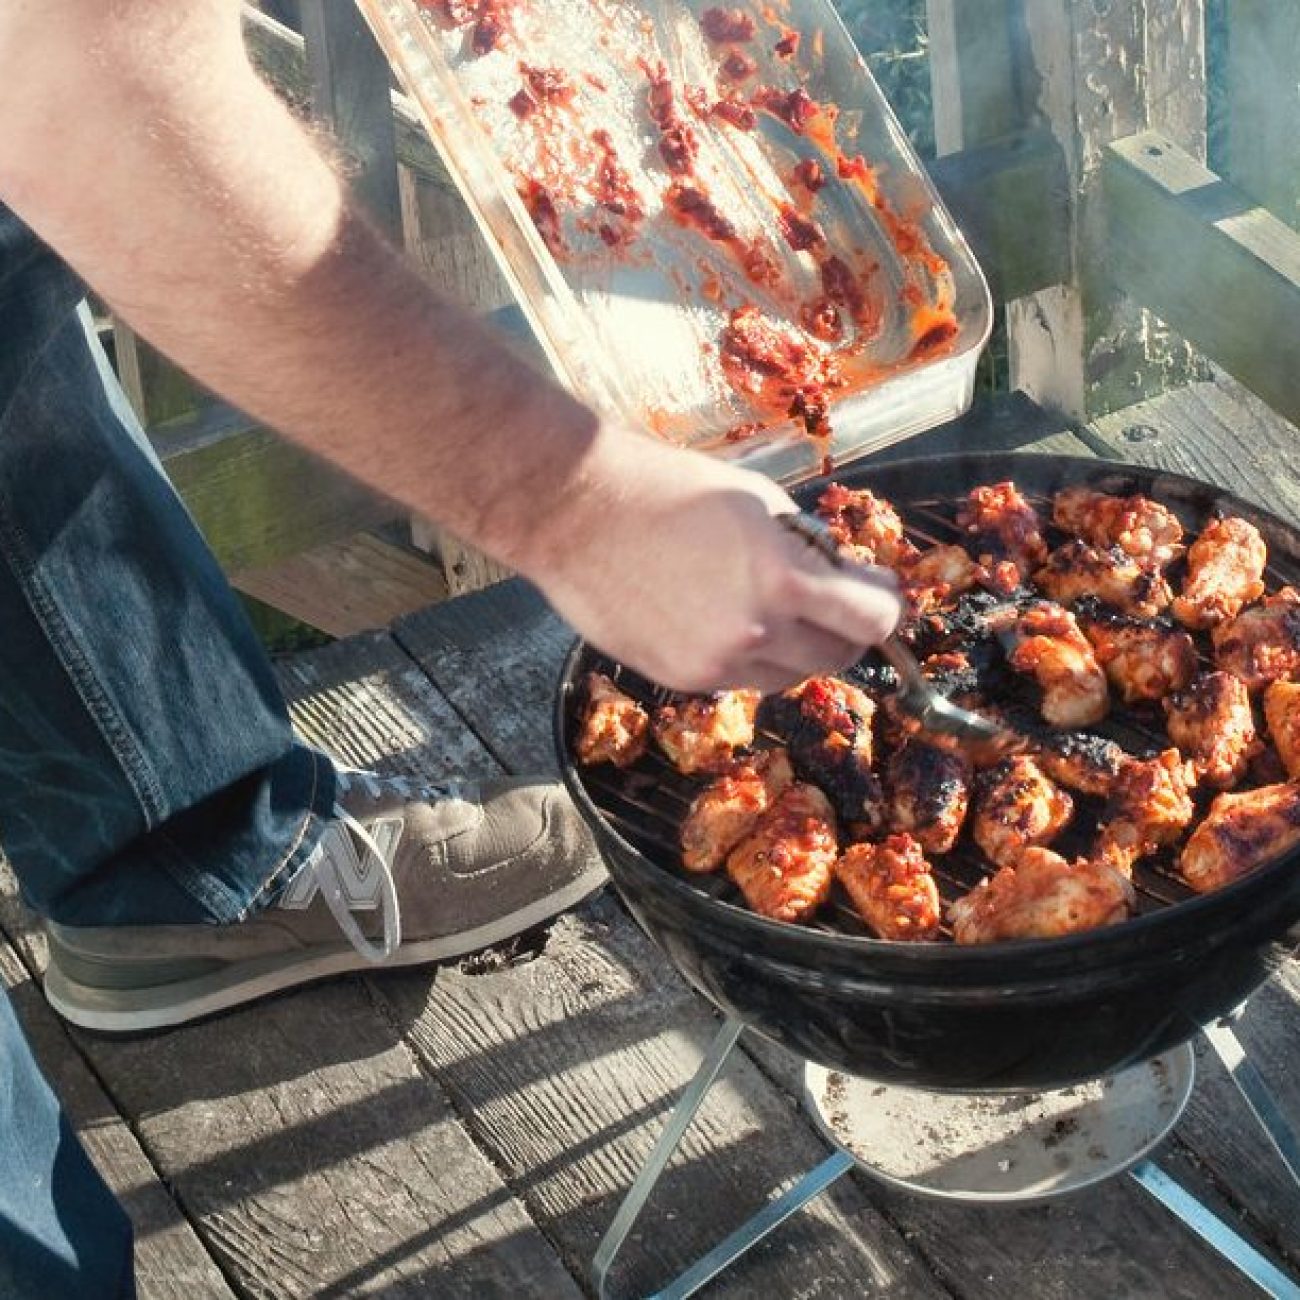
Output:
top-left (592, 1015), bottom-right (854, 1300)
top-left (1129, 1161), bottom-right (1300, 1299)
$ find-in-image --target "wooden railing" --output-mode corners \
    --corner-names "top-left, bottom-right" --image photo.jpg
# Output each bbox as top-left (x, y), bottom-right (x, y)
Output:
top-left (107, 1), bottom-right (1300, 628)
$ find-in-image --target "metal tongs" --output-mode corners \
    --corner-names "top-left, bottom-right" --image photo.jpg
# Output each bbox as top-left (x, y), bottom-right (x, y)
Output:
top-left (777, 511), bottom-right (1016, 750)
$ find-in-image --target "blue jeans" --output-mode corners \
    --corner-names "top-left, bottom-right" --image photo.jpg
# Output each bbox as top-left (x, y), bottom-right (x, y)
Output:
top-left (0, 205), bottom-right (338, 1291)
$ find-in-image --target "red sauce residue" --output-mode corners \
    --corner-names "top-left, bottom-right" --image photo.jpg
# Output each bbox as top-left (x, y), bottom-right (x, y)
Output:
top-left (701, 7), bottom-right (757, 43)
top-left (417, 0), bottom-right (514, 53)
top-left (666, 182), bottom-right (736, 242)
top-left (910, 306), bottom-right (960, 357)
top-left (721, 49), bottom-right (758, 82)
top-left (712, 97), bottom-right (757, 130)
top-left (818, 255), bottom-right (865, 320)
top-left (774, 28), bottom-right (800, 59)
top-left (777, 202), bottom-right (824, 251)
top-left (792, 158), bottom-right (825, 193)
top-left (509, 88), bottom-right (536, 119)
top-left (645, 64), bottom-right (700, 175)
top-left (719, 305), bottom-right (841, 437)
top-left (799, 297), bottom-right (843, 342)
top-left (740, 240), bottom-right (783, 288)
top-left (590, 129), bottom-right (643, 223)
top-left (519, 178), bottom-right (566, 257)
top-left (836, 153), bottom-right (880, 204)
top-left (522, 64), bottom-right (577, 107)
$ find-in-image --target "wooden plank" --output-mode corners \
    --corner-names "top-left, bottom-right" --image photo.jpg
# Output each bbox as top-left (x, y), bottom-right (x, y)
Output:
top-left (1102, 134), bottom-right (1300, 432)
top-left (152, 406), bottom-right (397, 576)
top-left (1003, 0), bottom-right (1206, 419)
top-left (233, 530), bottom-right (449, 637)
top-left (0, 928), bottom-right (236, 1299)
top-left (927, 130), bottom-right (1070, 304)
top-left (300, 0), bottom-right (402, 234)
top-left (0, 635), bottom-right (582, 1298)
top-left (1223, 1), bottom-right (1300, 231)
top-left (372, 894), bottom-right (949, 1300)
top-left (1086, 369), bottom-right (1300, 524)
top-left (926, 0), bottom-right (1025, 154)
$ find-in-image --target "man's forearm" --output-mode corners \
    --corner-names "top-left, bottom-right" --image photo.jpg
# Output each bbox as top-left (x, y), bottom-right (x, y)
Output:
top-left (0, 0), bottom-right (600, 573)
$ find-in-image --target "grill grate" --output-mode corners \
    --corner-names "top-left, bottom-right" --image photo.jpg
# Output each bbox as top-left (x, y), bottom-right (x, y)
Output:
top-left (567, 486), bottom-right (1256, 944)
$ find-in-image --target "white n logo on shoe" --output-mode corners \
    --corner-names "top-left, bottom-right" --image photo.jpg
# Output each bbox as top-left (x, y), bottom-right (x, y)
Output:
top-left (279, 817), bottom-right (405, 912)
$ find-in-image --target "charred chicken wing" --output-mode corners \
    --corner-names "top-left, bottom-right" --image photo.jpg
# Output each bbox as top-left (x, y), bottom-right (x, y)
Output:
top-left (1263, 680), bottom-right (1300, 779)
top-left (1052, 486), bottom-right (1184, 568)
top-left (950, 846), bottom-right (1135, 945)
top-left (1164, 671), bottom-right (1257, 789)
top-left (757, 676), bottom-right (883, 830)
top-left (1095, 749), bottom-right (1197, 875)
top-left (726, 782), bottom-right (838, 923)
top-left (1008, 602), bottom-right (1109, 727)
top-left (1180, 781), bottom-right (1300, 893)
top-left (1033, 541), bottom-right (1173, 619)
top-left (971, 756), bottom-right (1074, 868)
top-left (956, 481), bottom-right (1048, 581)
top-left (885, 740), bottom-right (971, 854)
top-left (835, 834), bottom-right (941, 941)
top-left (1032, 729), bottom-right (1127, 798)
top-left (815, 483), bottom-right (916, 567)
top-left (1212, 587), bottom-right (1300, 692)
top-left (680, 748), bottom-right (795, 873)
top-left (1173, 515), bottom-right (1267, 629)
top-left (1077, 603), bottom-right (1197, 704)
top-left (654, 688), bottom-right (760, 775)
top-left (576, 672), bottom-right (650, 768)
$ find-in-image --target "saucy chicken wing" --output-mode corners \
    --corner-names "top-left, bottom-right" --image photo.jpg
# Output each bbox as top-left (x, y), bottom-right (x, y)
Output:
top-left (885, 739), bottom-right (971, 854)
top-left (950, 846), bottom-right (1135, 945)
top-left (1173, 515), bottom-right (1267, 629)
top-left (1032, 729), bottom-right (1127, 798)
top-left (956, 481), bottom-right (1048, 581)
top-left (815, 483), bottom-right (916, 567)
top-left (1164, 671), bottom-right (1256, 789)
top-left (726, 782), bottom-right (838, 923)
top-left (1095, 749), bottom-right (1197, 875)
top-left (757, 676), bottom-right (883, 830)
top-left (680, 748), bottom-right (795, 873)
top-left (1008, 602), bottom-right (1109, 727)
top-left (1052, 485), bottom-right (1184, 568)
top-left (1211, 587), bottom-right (1300, 692)
top-left (654, 688), bottom-right (760, 775)
top-left (1263, 680), bottom-right (1300, 779)
top-left (971, 755), bottom-right (1073, 868)
top-left (835, 834), bottom-right (941, 941)
top-left (1077, 603), bottom-right (1197, 705)
top-left (576, 672), bottom-right (650, 768)
top-left (1180, 781), bottom-right (1300, 893)
top-left (1033, 541), bottom-right (1173, 619)
top-left (900, 544), bottom-right (988, 613)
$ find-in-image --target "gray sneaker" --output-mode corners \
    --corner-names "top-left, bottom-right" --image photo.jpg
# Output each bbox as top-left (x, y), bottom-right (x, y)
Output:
top-left (42, 770), bottom-right (607, 1033)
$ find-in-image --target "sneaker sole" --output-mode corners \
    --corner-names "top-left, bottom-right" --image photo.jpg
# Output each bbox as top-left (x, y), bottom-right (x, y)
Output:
top-left (43, 866), bottom-right (606, 1034)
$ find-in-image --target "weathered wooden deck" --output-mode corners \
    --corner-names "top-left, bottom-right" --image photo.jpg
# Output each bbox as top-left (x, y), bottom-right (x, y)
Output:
top-left (4, 389), bottom-right (1300, 1299)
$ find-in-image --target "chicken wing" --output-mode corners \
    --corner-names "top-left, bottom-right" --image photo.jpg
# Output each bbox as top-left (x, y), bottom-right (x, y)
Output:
top-left (757, 676), bottom-right (883, 830)
top-left (815, 482), bottom-right (916, 567)
top-left (956, 481), bottom-right (1048, 581)
top-left (1008, 602), bottom-right (1109, 727)
top-left (1095, 749), bottom-right (1197, 876)
top-left (1077, 603), bottom-right (1197, 704)
top-left (1172, 515), bottom-right (1267, 629)
top-left (1032, 729), bottom-right (1127, 798)
top-left (653, 688), bottom-right (760, 775)
top-left (1164, 671), bottom-right (1257, 789)
top-left (1180, 781), bottom-right (1300, 893)
top-left (949, 847), bottom-right (1135, 945)
top-left (1211, 587), bottom-right (1300, 693)
top-left (885, 740), bottom-right (971, 854)
top-left (835, 834), bottom-right (941, 941)
top-left (971, 755), bottom-right (1074, 868)
top-left (1033, 541), bottom-right (1173, 619)
top-left (900, 544), bottom-right (988, 613)
top-left (680, 748), bottom-right (795, 873)
top-left (576, 672), bottom-right (650, 767)
top-left (1263, 680), bottom-right (1300, 779)
top-left (1052, 485), bottom-right (1184, 568)
top-left (726, 782), bottom-right (838, 923)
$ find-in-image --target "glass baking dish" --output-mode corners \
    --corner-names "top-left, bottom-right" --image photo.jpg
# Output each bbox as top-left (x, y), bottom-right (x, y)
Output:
top-left (356, 0), bottom-right (992, 484)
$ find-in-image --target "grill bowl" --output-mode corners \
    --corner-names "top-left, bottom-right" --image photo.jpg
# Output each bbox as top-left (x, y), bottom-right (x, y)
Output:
top-left (555, 453), bottom-right (1300, 1090)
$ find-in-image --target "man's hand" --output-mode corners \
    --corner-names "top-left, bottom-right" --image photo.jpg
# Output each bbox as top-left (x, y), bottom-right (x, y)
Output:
top-left (528, 426), bottom-right (901, 694)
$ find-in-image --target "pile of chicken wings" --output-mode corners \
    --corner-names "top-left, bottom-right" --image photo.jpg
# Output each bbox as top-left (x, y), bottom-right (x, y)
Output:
top-left (576, 479), bottom-right (1300, 945)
